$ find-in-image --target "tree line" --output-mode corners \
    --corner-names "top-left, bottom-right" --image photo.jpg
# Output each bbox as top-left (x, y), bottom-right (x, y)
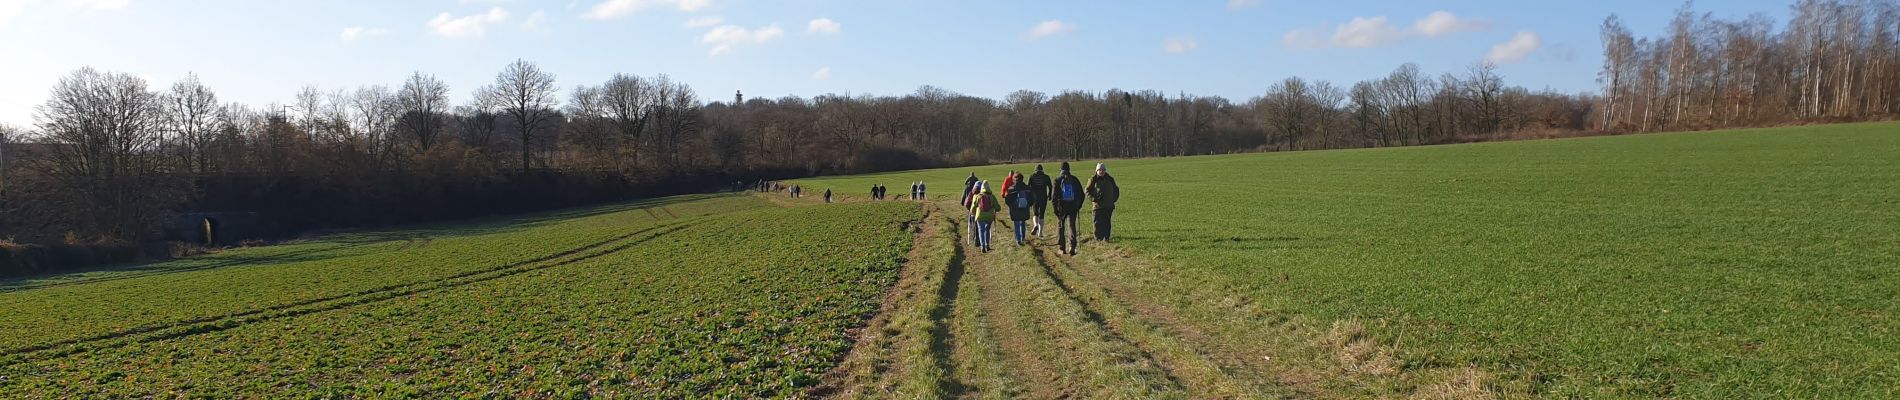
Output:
top-left (1599, 0), bottom-right (1900, 132)
top-left (0, 0), bottom-right (1893, 271)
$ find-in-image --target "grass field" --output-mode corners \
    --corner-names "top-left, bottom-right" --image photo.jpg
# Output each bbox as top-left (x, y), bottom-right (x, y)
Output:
top-left (1, 122), bottom-right (1892, 398)
top-left (797, 122), bottom-right (1900, 398)
top-left (0, 194), bottom-right (921, 397)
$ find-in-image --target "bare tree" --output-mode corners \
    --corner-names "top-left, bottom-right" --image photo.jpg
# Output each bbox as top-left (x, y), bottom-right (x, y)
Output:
top-left (397, 71), bottom-right (450, 150)
top-left (33, 67), bottom-right (185, 238)
top-left (479, 59), bottom-right (559, 173)
top-left (161, 73), bottom-right (220, 174)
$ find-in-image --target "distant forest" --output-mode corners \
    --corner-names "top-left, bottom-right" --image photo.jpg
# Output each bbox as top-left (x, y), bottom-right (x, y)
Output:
top-left (0, 1), bottom-right (1895, 272)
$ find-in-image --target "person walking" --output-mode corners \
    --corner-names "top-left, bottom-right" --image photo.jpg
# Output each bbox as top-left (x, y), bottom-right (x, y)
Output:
top-left (919, 181), bottom-right (926, 200)
top-left (971, 181), bottom-right (1000, 252)
top-left (961, 173), bottom-right (979, 209)
top-left (1027, 165), bottom-right (1052, 236)
top-left (823, 188), bottom-right (833, 203)
top-left (1086, 163), bottom-right (1121, 242)
top-left (1051, 163), bottom-right (1086, 255)
top-left (910, 181), bottom-right (919, 200)
top-left (1006, 176), bottom-right (1033, 245)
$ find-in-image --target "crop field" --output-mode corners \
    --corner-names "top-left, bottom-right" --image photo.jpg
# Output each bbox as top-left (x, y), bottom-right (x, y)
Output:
top-left (798, 122), bottom-right (1900, 398)
top-left (0, 194), bottom-right (921, 397)
top-left (1, 122), bottom-right (1893, 398)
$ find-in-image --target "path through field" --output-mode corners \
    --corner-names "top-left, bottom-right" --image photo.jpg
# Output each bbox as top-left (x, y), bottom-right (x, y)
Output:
top-left (815, 201), bottom-right (1496, 399)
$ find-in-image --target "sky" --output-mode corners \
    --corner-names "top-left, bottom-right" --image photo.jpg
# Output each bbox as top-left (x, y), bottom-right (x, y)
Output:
top-left (0, 0), bottom-right (1801, 127)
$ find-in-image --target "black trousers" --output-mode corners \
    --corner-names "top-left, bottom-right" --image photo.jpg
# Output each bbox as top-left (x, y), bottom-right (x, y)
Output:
top-left (1093, 208), bottom-right (1113, 241)
top-left (1056, 213), bottom-right (1079, 251)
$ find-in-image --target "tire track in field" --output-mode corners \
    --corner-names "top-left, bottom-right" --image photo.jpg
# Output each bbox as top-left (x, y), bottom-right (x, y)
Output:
top-left (812, 205), bottom-right (953, 398)
top-left (0, 242), bottom-right (381, 293)
top-left (962, 225), bottom-right (1185, 399)
top-left (1030, 246), bottom-right (1282, 399)
top-left (0, 222), bottom-right (689, 365)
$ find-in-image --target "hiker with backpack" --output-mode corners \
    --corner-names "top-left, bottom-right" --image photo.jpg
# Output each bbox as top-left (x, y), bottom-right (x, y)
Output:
top-left (1027, 165), bottom-right (1052, 236)
top-left (1087, 163), bottom-right (1121, 242)
top-left (823, 188), bottom-right (833, 203)
top-left (1006, 176), bottom-right (1033, 246)
top-left (1051, 162), bottom-right (1086, 255)
top-left (970, 181), bottom-right (1000, 253)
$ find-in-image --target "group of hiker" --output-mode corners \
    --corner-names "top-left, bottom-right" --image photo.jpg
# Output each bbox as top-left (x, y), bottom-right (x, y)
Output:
top-left (869, 182), bottom-right (933, 201)
top-left (962, 161), bottom-right (1118, 255)
top-left (755, 162), bottom-right (1120, 255)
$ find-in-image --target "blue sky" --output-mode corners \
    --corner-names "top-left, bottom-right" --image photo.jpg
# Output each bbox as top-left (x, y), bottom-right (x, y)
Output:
top-left (0, 0), bottom-right (1798, 127)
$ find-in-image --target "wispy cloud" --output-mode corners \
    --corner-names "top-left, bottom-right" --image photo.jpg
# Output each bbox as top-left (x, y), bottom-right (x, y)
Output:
top-left (1413, 11), bottom-right (1487, 37)
top-left (521, 10), bottom-right (550, 33)
top-left (340, 26), bottom-right (391, 41)
top-left (807, 17), bottom-right (840, 34)
top-left (1485, 31), bottom-right (1541, 64)
top-left (583, 0), bottom-right (710, 20)
top-left (1162, 37), bottom-right (1198, 54)
top-left (1285, 10), bottom-right (1491, 50)
top-left (811, 66), bottom-right (831, 80)
top-left (429, 7), bottom-right (510, 38)
top-left (701, 23), bottom-right (783, 56)
top-left (1025, 19), bottom-right (1075, 40)
top-left (64, 0), bottom-right (128, 10)
top-left (683, 16), bottom-right (723, 28)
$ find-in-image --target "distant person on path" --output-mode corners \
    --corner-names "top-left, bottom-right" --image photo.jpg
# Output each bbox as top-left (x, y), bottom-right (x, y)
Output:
top-left (919, 181), bottom-right (926, 200)
top-left (1052, 162), bottom-right (1086, 255)
top-left (911, 181), bottom-right (920, 200)
top-left (1006, 176), bottom-right (1032, 246)
top-left (1027, 165), bottom-right (1052, 236)
top-left (823, 188), bottom-right (833, 203)
top-left (971, 181), bottom-right (1000, 252)
top-left (1086, 163), bottom-right (1121, 242)
top-left (871, 185), bottom-right (880, 200)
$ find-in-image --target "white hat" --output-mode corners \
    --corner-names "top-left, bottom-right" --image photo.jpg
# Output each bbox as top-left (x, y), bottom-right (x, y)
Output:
top-left (1095, 163), bottom-right (1106, 172)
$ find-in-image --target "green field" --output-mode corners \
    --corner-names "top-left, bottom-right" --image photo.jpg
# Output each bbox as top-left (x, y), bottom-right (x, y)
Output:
top-left (1, 122), bottom-right (1893, 398)
top-left (0, 194), bottom-right (921, 397)
top-left (798, 122), bottom-right (1900, 398)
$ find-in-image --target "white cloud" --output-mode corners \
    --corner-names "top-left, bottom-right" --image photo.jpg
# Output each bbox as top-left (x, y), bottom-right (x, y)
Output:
top-left (1331, 16), bottom-right (1402, 48)
top-left (1485, 30), bottom-right (1541, 64)
top-left (1412, 11), bottom-right (1487, 37)
top-left (583, 0), bottom-right (709, 20)
top-left (429, 7), bottom-right (510, 38)
top-left (701, 23), bottom-right (782, 56)
top-left (1025, 19), bottom-right (1075, 40)
top-left (521, 10), bottom-right (549, 33)
top-left (1286, 11), bottom-right (1492, 50)
top-left (811, 66), bottom-right (831, 80)
top-left (1162, 37), bottom-right (1198, 54)
top-left (683, 16), bottom-right (722, 28)
top-left (340, 26), bottom-right (390, 41)
top-left (63, 0), bottom-right (126, 10)
top-left (807, 17), bottom-right (839, 34)
top-left (1226, 0), bottom-right (1258, 9)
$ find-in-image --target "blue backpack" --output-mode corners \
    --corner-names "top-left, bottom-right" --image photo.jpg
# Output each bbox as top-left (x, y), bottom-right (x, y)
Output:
top-left (1059, 180), bottom-right (1080, 202)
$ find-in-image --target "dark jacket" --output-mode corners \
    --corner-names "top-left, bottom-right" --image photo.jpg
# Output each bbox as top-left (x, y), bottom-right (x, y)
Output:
top-left (1087, 174), bottom-right (1120, 211)
top-left (961, 176), bottom-right (979, 207)
top-left (1006, 181), bottom-right (1033, 221)
top-left (1026, 171), bottom-right (1052, 204)
top-left (1051, 174), bottom-right (1086, 216)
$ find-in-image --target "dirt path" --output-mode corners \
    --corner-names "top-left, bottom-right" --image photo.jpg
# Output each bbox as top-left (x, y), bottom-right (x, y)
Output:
top-left (813, 199), bottom-right (1507, 399)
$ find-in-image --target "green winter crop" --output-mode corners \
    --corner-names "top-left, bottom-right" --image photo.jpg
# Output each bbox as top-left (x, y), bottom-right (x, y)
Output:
top-left (0, 195), bottom-right (920, 397)
top-left (798, 122), bottom-right (1900, 398)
